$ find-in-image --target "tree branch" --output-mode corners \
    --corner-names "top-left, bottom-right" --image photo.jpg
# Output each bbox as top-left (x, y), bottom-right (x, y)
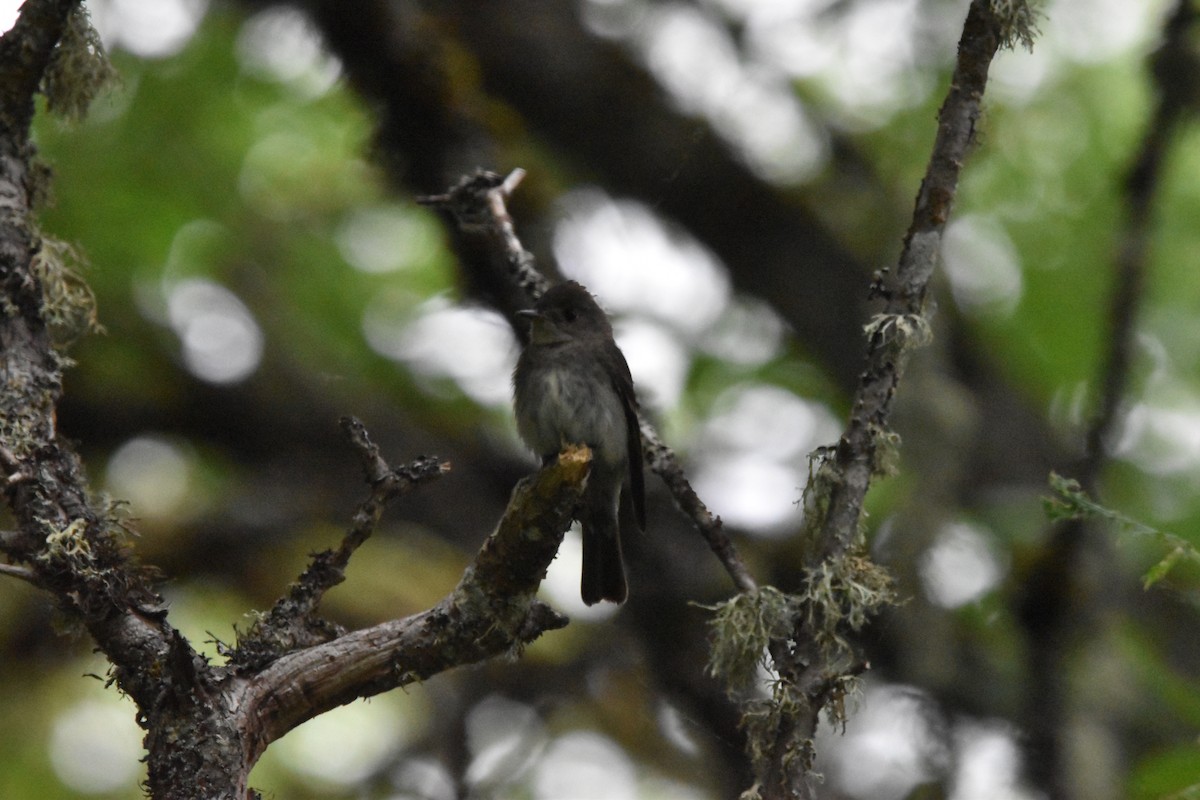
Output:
top-left (1, 0), bottom-right (180, 714)
top-left (231, 418), bottom-right (449, 669)
top-left (754, 2), bottom-right (1020, 796)
top-left (2, 4), bottom-right (732, 798)
top-left (237, 446), bottom-right (586, 759)
top-left (0, 0), bottom-right (79, 136)
top-left (814, 0), bottom-right (1006, 565)
top-left (417, 168), bottom-right (548, 302)
top-left (0, 561), bottom-right (37, 584)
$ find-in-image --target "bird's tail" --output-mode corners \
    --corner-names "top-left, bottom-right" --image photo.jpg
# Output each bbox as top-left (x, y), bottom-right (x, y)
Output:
top-left (580, 507), bottom-right (627, 605)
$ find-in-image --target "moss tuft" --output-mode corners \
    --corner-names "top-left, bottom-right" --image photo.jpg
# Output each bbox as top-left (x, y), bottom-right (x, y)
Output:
top-left (42, 5), bottom-right (118, 121)
top-left (705, 587), bottom-right (803, 692)
top-left (989, 0), bottom-right (1041, 52)
top-left (30, 235), bottom-right (103, 347)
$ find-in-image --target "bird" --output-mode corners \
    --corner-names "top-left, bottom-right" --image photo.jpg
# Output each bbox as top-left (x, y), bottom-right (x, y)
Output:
top-left (512, 281), bottom-right (645, 605)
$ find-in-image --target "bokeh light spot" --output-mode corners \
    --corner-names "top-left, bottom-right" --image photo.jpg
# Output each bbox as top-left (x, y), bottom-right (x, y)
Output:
top-left (817, 683), bottom-right (940, 800)
top-left (391, 757), bottom-right (457, 800)
top-left (554, 190), bottom-right (730, 335)
top-left (275, 695), bottom-right (407, 787)
top-left (337, 205), bottom-right (441, 274)
top-left (616, 319), bottom-right (689, 410)
top-left (693, 455), bottom-right (803, 534)
top-left (465, 695), bottom-right (545, 789)
top-left (952, 720), bottom-right (1038, 800)
top-left (539, 526), bottom-right (620, 622)
top-left (1115, 402), bottom-right (1200, 475)
top-left (363, 296), bottom-right (515, 406)
top-left (919, 522), bottom-right (1004, 608)
top-left (533, 731), bottom-right (636, 800)
top-left (166, 279), bottom-right (264, 384)
top-left (106, 435), bottom-right (192, 519)
top-left (49, 699), bottom-right (143, 794)
top-left (704, 384), bottom-right (837, 461)
top-left (698, 294), bottom-right (786, 366)
top-left (942, 215), bottom-right (1023, 315)
top-left (91, 0), bottom-right (208, 59)
top-left (237, 6), bottom-right (341, 96)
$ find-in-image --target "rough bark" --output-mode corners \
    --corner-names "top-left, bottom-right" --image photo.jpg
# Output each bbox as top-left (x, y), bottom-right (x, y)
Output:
top-left (0, 6), bottom-right (592, 795)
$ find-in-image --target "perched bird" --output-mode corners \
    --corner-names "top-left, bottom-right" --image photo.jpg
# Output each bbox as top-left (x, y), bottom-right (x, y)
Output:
top-left (512, 281), bottom-right (645, 605)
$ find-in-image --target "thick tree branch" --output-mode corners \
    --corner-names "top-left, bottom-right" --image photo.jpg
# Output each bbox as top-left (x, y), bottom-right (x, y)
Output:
top-left (236, 446), bottom-right (585, 760)
top-left (1, 0), bottom-right (181, 714)
top-left (0, 0), bottom-right (78, 136)
top-left (137, 438), bottom-right (583, 800)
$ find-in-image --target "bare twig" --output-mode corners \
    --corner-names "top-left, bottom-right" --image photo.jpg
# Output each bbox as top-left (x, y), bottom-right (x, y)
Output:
top-left (417, 169), bottom-right (549, 301)
top-left (814, 0), bottom-right (1008, 565)
top-left (231, 418), bottom-right (449, 669)
top-left (422, 168), bottom-right (758, 595)
top-left (332, 416), bottom-right (449, 585)
top-left (640, 420), bottom-right (758, 594)
top-left (0, 562), bottom-right (38, 585)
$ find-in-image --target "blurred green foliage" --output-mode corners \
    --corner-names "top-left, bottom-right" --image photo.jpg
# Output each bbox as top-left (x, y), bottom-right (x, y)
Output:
top-left (4, 1), bottom-right (1200, 798)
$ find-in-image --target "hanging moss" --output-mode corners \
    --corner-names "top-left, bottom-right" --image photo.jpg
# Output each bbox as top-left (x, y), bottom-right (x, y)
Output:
top-left (989, 0), bottom-right (1042, 52)
top-left (705, 586), bottom-right (804, 692)
top-left (30, 234), bottom-right (103, 348)
top-left (41, 4), bottom-right (117, 121)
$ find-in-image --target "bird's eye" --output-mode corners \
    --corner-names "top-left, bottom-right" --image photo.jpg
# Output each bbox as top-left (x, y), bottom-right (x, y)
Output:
top-left (562, 309), bottom-right (577, 323)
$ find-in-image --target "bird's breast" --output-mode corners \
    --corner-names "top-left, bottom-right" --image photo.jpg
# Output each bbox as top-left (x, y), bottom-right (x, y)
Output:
top-left (515, 353), bottom-right (627, 467)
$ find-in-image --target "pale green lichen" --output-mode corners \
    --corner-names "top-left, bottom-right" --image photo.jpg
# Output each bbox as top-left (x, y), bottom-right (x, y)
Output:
top-left (990, 0), bottom-right (1041, 52)
top-left (796, 552), bottom-right (896, 661)
top-left (870, 425), bottom-right (903, 479)
top-left (705, 587), bottom-right (804, 692)
top-left (741, 684), bottom-right (814, 779)
top-left (863, 312), bottom-right (933, 351)
top-left (706, 553), bottom-right (895, 766)
top-left (796, 448), bottom-right (840, 556)
top-left (42, 4), bottom-right (118, 121)
top-left (30, 236), bottom-right (103, 347)
top-left (43, 518), bottom-right (93, 560)
top-left (709, 557), bottom-right (890, 673)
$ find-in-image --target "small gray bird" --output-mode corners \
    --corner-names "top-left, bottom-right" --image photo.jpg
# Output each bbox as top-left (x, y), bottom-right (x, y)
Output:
top-left (512, 281), bottom-right (645, 605)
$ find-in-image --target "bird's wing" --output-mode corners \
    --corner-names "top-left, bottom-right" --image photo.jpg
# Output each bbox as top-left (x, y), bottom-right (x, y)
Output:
top-left (609, 343), bottom-right (645, 531)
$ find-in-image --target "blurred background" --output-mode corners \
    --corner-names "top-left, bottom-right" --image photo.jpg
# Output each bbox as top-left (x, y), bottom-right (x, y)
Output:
top-left (1, 0), bottom-right (1198, 797)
